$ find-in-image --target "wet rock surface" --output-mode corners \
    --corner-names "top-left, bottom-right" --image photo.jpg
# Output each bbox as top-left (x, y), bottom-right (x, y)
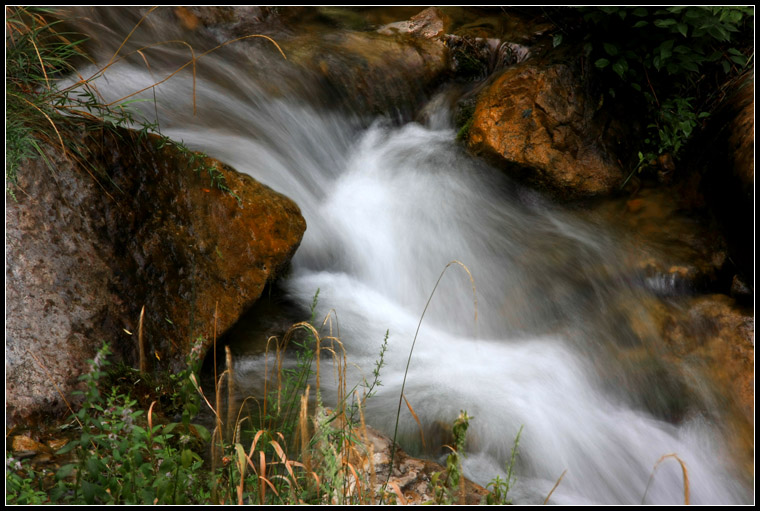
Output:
top-left (467, 61), bottom-right (627, 199)
top-left (6, 121), bottom-right (306, 427)
top-left (652, 295), bottom-right (754, 478)
top-left (582, 187), bottom-right (730, 295)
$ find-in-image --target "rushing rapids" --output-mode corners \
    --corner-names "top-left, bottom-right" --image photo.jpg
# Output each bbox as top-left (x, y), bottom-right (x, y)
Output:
top-left (61, 7), bottom-right (752, 504)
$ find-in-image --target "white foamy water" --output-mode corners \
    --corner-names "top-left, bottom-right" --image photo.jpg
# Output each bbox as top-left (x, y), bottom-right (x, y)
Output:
top-left (61, 8), bottom-right (751, 504)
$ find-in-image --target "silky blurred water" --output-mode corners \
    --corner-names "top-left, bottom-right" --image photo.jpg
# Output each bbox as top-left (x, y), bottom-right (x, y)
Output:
top-left (62, 7), bottom-right (751, 504)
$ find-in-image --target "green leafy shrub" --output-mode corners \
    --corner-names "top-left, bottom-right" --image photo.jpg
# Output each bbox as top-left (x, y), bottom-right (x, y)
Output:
top-left (569, 6), bottom-right (753, 181)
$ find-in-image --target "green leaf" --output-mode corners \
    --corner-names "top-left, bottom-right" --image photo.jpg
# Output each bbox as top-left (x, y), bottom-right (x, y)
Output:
top-left (55, 441), bottom-right (77, 455)
top-left (81, 480), bottom-right (103, 504)
top-left (603, 42), bottom-right (619, 56)
top-left (632, 7), bottom-right (649, 16)
top-left (707, 24), bottom-right (730, 42)
top-left (56, 463), bottom-right (76, 480)
top-left (613, 59), bottom-right (627, 78)
top-left (181, 448), bottom-right (193, 468)
top-left (722, 59), bottom-right (731, 73)
top-left (553, 33), bottom-right (563, 48)
top-left (140, 488), bottom-right (155, 504)
top-left (654, 18), bottom-right (677, 28)
top-left (728, 10), bottom-right (743, 24)
top-left (86, 456), bottom-right (103, 477)
top-left (729, 54), bottom-right (747, 66)
top-left (676, 23), bottom-right (688, 36)
top-left (633, 20), bottom-right (649, 28)
top-left (595, 58), bottom-right (610, 69)
top-left (192, 424), bottom-right (211, 442)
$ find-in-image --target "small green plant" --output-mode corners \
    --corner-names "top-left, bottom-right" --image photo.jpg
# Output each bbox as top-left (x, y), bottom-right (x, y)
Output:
top-left (5, 456), bottom-right (50, 505)
top-left (45, 342), bottom-right (209, 505)
top-left (484, 425), bottom-right (523, 505)
top-left (429, 410), bottom-right (473, 505)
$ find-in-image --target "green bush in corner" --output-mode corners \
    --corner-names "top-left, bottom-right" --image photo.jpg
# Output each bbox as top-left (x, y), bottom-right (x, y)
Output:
top-left (566, 6), bottom-right (753, 183)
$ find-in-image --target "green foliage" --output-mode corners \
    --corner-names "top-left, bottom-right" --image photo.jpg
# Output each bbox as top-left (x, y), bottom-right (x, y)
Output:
top-left (5, 7), bottom-right (83, 198)
top-left (51, 343), bottom-right (208, 504)
top-left (5, 457), bottom-right (50, 505)
top-left (572, 6), bottom-right (753, 180)
top-left (484, 425), bottom-right (523, 505)
top-left (429, 410), bottom-right (472, 505)
top-left (5, 6), bottom-right (241, 201)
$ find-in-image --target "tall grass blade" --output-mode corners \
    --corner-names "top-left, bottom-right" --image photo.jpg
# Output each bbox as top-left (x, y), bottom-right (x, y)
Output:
top-left (384, 260), bottom-right (477, 499)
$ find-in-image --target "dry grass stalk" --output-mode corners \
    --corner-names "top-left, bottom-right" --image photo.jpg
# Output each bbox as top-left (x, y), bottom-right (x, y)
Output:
top-left (189, 373), bottom-right (222, 423)
top-left (225, 345), bottom-right (235, 441)
top-left (210, 424), bottom-right (220, 503)
top-left (299, 384), bottom-right (312, 472)
top-left (215, 370), bottom-right (227, 448)
top-left (388, 481), bottom-right (407, 505)
top-left (543, 469), bottom-right (567, 504)
top-left (213, 301), bottom-right (218, 395)
top-left (386, 260), bottom-right (478, 498)
top-left (138, 305), bottom-right (146, 373)
top-left (263, 335), bottom-right (278, 424)
top-left (642, 453), bottom-right (690, 505)
top-left (357, 396), bottom-right (377, 505)
top-left (402, 393), bottom-right (426, 450)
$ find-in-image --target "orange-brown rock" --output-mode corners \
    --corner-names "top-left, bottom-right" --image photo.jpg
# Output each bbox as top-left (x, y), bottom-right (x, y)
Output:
top-left (647, 294), bottom-right (754, 477)
top-left (468, 62), bottom-right (626, 199)
top-left (6, 121), bottom-right (306, 426)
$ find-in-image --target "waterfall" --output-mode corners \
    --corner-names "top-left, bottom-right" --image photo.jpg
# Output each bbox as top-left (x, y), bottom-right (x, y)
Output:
top-left (60, 7), bottom-right (751, 504)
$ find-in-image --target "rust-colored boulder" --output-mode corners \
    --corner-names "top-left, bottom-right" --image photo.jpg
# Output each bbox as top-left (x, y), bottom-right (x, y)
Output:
top-left (6, 122), bottom-right (306, 426)
top-left (467, 62), bottom-right (627, 199)
top-left (646, 294), bottom-right (754, 477)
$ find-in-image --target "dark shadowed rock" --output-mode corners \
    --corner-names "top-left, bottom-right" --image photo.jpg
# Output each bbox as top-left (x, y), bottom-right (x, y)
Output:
top-left (690, 72), bottom-right (754, 285)
top-left (6, 122), bottom-right (306, 426)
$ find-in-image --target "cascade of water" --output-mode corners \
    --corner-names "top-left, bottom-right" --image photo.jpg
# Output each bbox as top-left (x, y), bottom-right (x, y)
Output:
top-left (61, 8), bottom-right (751, 504)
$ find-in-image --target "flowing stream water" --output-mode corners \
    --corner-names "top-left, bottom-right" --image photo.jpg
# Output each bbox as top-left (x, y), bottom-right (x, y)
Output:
top-left (64, 8), bottom-right (751, 505)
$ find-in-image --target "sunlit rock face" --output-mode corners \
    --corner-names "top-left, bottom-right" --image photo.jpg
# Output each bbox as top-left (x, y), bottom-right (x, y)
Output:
top-left (468, 61), bottom-right (627, 199)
